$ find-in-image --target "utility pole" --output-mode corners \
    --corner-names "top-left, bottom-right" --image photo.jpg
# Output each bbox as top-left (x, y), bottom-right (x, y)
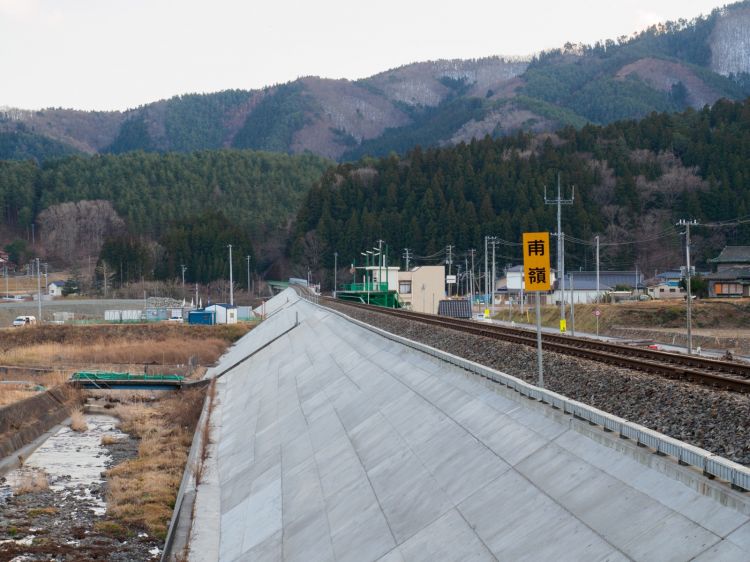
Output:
top-left (103, 262), bottom-right (107, 297)
top-left (246, 255), bottom-right (251, 296)
top-left (181, 264), bottom-right (187, 298)
top-left (4, 265), bottom-right (8, 299)
top-left (677, 219), bottom-right (698, 354)
top-left (545, 174), bottom-right (574, 331)
top-left (484, 236), bottom-right (490, 308)
top-left (227, 244), bottom-right (234, 306)
top-left (36, 257), bottom-right (41, 322)
top-left (469, 249), bottom-right (476, 309)
top-left (333, 252), bottom-right (338, 297)
top-left (43, 263), bottom-right (48, 295)
top-left (464, 257), bottom-right (469, 298)
top-left (595, 235), bottom-right (600, 336)
top-left (376, 239), bottom-right (384, 288)
top-left (569, 274), bottom-right (575, 336)
top-left (403, 248), bottom-right (411, 271)
top-left (446, 245), bottom-right (453, 297)
top-left (491, 238), bottom-right (497, 312)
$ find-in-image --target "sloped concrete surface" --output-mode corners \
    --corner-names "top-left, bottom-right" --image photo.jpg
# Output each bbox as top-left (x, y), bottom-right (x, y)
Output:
top-left (193, 290), bottom-right (750, 561)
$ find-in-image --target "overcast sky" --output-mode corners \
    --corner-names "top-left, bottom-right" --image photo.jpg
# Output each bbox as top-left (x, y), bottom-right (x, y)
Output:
top-left (0, 0), bottom-right (730, 111)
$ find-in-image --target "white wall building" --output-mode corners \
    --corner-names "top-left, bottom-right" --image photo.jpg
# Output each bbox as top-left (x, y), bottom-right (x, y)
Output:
top-left (396, 266), bottom-right (446, 314)
top-left (48, 281), bottom-right (64, 297)
top-left (368, 266), bottom-right (400, 292)
top-left (205, 303), bottom-right (238, 324)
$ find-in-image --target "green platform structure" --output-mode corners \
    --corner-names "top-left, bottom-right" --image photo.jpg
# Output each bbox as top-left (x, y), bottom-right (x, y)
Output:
top-left (336, 281), bottom-right (402, 308)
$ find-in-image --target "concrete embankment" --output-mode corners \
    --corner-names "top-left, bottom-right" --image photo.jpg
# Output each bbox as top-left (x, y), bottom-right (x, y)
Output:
top-left (0, 385), bottom-right (82, 460)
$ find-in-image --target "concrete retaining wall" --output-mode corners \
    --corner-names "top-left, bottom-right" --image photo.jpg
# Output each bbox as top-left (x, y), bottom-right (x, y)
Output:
top-left (0, 385), bottom-right (82, 458)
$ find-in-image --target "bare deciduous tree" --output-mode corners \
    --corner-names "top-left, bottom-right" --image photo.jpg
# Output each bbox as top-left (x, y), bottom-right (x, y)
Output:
top-left (37, 200), bottom-right (125, 265)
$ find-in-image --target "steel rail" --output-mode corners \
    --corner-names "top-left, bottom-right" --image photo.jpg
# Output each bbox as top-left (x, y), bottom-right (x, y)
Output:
top-left (322, 298), bottom-right (750, 393)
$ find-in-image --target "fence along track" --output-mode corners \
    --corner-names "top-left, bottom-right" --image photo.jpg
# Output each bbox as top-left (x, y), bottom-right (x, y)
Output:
top-left (322, 298), bottom-right (750, 394)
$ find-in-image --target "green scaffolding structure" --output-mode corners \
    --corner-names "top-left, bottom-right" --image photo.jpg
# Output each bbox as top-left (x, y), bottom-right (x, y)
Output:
top-left (336, 246), bottom-right (402, 309)
top-left (336, 282), bottom-right (402, 308)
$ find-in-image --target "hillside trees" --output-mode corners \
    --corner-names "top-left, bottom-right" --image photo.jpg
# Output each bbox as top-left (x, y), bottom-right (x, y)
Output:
top-left (0, 159), bottom-right (37, 226)
top-left (99, 235), bottom-right (155, 286)
top-left (156, 211), bottom-right (254, 284)
top-left (293, 97), bottom-right (750, 273)
top-left (32, 150), bottom-right (330, 243)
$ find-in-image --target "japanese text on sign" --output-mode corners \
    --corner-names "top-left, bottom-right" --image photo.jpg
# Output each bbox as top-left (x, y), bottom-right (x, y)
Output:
top-left (522, 232), bottom-right (551, 292)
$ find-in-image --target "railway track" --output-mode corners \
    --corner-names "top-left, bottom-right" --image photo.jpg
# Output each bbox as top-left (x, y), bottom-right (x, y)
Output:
top-left (322, 297), bottom-right (750, 393)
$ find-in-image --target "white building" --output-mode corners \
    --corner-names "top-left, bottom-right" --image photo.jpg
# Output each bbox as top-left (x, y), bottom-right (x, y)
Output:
top-left (395, 266), bottom-right (446, 314)
top-left (496, 265), bottom-right (557, 305)
top-left (205, 303), bottom-right (238, 324)
top-left (367, 266), bottom-right (401, 292)
top-left (48, 281), bottom-right (64, 297)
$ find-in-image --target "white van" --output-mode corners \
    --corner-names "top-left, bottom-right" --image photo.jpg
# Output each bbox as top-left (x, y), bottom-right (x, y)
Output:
top-left (12, 315), bottom-right (36, 327)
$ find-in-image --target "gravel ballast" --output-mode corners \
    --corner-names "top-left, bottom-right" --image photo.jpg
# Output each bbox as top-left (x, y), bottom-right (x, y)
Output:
top-left (324, 301), bottom-right (750, 466)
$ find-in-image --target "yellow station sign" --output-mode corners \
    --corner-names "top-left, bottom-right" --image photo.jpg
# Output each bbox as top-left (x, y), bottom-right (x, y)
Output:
top-left (522, 232), bottom-right (551, 292)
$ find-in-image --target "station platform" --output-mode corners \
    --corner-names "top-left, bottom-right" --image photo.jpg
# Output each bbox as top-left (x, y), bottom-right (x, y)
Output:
top-left (180, 288), bottom-right (750, 561)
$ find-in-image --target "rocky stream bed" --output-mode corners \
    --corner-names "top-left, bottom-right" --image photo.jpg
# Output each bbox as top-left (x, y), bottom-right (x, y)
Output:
top-left (0, 414), bottom-right (162, 561)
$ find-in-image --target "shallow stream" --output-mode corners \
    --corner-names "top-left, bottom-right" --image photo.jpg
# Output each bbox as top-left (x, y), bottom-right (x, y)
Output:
top-left (0, 413), bottom-right (162, 561)
top-left (1, 414), bottom-right (125, 514)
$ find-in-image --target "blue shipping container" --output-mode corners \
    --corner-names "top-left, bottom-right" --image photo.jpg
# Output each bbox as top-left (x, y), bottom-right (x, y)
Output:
top-left (188, 311), bottom-right (215, 325)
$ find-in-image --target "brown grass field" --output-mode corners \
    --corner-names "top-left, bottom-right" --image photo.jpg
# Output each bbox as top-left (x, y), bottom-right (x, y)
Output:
top-left (0, 372), bottom-right (69, 406)
top-left (0, 323), bottom-right (250, 406)
top-left (105, 388), bottom-right (205, 538)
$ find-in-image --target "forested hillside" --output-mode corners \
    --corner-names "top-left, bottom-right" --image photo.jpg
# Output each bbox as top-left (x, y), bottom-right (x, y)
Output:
top-left (2, 1), bottom-right (749, 162)
top-left (0, 150), bottom-right (330, 279)
top-left (0, 130), bottom-right (80, 162)
top-left (292, 97), bottom-right (750, 277)
top-left (1, 150), bottom-right (328, 239)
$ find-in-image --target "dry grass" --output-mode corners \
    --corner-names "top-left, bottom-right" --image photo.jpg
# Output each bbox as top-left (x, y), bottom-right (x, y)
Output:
top-left (0, 387), bottom-right (36, 407)
top-left (0, 338), bottom-right (229, 366)
top-left (105, 388), bottom-right (205, 539)
top-left (69, 407), bottom-right (88, 432)
top-left (12, 470), bottom-right (49, 494)
top-left (0, 323), bottom-right (248, 411)
top-left (28, 506), bottom-right (58, 517)
top-left (0, 372), bottom-right (70, 407)
top-left (101, 434), bottom-right (122, 445)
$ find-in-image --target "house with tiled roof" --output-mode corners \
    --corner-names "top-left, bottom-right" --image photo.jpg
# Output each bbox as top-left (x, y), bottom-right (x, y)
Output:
top-left (705, 246), bottom-right (750, 297)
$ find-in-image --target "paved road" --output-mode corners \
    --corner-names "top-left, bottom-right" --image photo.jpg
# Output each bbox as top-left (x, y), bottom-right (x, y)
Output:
top-left (0, 299), bottom-right (146, 327)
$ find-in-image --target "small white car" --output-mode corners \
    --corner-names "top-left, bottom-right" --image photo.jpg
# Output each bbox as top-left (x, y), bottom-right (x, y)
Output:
top-left (12, 315), bottom-right (36, 327)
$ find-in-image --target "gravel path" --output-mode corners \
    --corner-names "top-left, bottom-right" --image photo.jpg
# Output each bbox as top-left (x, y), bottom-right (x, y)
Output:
top-left (324, 302), bottom-right (750, 466)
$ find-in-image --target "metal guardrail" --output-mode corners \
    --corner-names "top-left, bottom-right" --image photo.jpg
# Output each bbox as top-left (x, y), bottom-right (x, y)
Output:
top-left (71, 371), bottom-right (184, 382)
top-left (339, 282), bottom-right (388, 292)
top-left (314, 299), bottom-right (750, 493)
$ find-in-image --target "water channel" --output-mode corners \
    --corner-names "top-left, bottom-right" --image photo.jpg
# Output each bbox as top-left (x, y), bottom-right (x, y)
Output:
top-left (0, 413), bottom-right (162, 561)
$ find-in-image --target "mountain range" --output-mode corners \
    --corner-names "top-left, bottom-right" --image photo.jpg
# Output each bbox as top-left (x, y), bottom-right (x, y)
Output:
top-left (1, 1), bottom-right (750, 163)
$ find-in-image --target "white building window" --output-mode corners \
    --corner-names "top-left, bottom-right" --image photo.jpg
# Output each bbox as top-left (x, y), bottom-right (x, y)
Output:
top-left (399, 281), bottom-right (412, 294)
